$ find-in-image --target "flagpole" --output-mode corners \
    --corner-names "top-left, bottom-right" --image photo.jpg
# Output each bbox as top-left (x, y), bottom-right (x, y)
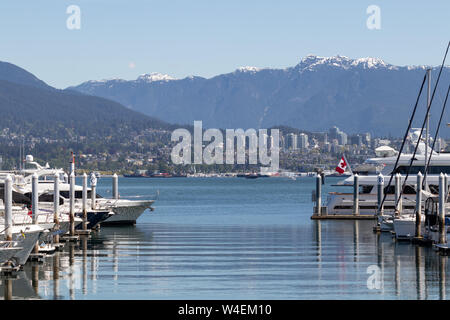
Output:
top-left (343, 154), bottom-right (353, 175)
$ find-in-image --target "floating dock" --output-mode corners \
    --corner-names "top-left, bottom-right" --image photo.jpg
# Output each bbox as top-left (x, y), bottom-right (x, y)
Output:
top-left (311, 212), bottom-right (376, 220)
top-left (434, 244), bottom-right (450, 255)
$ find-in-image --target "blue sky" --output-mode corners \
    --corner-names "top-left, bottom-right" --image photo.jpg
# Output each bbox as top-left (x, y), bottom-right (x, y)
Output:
top-left (0, 0), bottom-right (448, 88)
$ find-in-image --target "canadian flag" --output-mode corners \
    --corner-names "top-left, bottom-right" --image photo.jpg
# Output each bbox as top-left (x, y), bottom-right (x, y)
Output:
top-left (335, 156), bottom-right (347, 174)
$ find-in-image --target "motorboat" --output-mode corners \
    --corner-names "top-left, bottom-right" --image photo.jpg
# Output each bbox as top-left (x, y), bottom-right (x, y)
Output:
top-left (3, 156), bottom-right (155, 225)
top-left (0, 224), bottom-right (45, 265)
top-left (0, 241), bottom-right (23, 265)
top-left (325, 129), bottom-right (450, 217)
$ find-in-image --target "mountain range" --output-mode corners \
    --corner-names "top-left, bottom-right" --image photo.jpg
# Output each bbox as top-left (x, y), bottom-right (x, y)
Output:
top-left (70, 55), bottom-right (450, 137)
top-left (0, 61), bottom-right (173, 140)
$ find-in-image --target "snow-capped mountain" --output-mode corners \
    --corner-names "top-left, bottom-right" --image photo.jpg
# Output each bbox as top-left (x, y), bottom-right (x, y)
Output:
top-left (136, 72), bottom-right (176, 82)
top-left (294, 55), bottom-right (397, 71)
top-left (69, 55), bottom-right (450, 136)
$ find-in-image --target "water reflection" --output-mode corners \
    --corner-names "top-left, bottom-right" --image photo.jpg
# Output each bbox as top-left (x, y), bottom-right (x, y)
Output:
top-left (415, 246), bottom-right (425, 300)
top-left (53, 252), bottom-right (60, 300)
top-left (353, 221), bottom-right (359, 263)
top-left (81, 236), bottom-right (88, 295)
top-left (0, 270), bottom-right (38, 300)
top-left (439, 254), bottom-right (446, 300)
top-left (31, 264), bottom-right (39, 295)
top-left (0, 221), bottom-right (449, 299)
top-left (4, 278), bottom-right (12, 300)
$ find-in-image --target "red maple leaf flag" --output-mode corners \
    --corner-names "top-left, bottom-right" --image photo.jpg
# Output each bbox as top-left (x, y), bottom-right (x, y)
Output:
top-left (335, 156), bottom-right (347, 174)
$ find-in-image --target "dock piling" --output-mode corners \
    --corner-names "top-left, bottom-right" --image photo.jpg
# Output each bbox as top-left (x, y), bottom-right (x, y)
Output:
top-left (376, 173), bottom-right (384, 227)
top-left (32, 173), bottom-right (39, 253)
top-left (90, 172), bottom-right (97, 210)
top-left (113, 173), bottom-right (119, 200)
top-left (377, 174), bottom-right (384, 215)
top-left (439, 173), bottom-right (446, 244)
top-left (415, 172), bottom-right (423, 239)
top-left (32, 173), bottom-right (38, 224)
top-left (315, 174), bottom-right (322, 216)
top-left (445, 174), bottom-right (449, 201)
top-left (395, 173), bottom-right (402, 217)
top-left (82, 173), bottom-right (88, 231)
top-left (5, 174), bottom-right (12, 241)
top-left (353, 174), bottom-right (359, 216)
top-left (53, 173), bottom-right (60, 243)
top-left (69, 172), bottom-right (75, 236)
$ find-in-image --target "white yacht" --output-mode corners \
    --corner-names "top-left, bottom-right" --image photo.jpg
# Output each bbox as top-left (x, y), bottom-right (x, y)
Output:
top-left (325, 129), bottom-right (450, 216)
top-left (2, 156), bottom-right (155, 225)
top-left (327, 175), bottom-right (421, 216)
top-left (0, 224), bottom-right (45, 265)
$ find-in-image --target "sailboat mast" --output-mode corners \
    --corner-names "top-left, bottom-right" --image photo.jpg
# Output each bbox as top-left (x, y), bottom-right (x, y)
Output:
top-left (19, 139), bottom-right (21, 171)
top-left (424, 68), bottom-right (431, 185)
top-left (22, 138), bottom-right (25, 170)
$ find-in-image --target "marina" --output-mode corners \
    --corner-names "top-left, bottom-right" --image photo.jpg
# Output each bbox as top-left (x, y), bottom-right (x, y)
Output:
top-left (0, 2), bottom-right (448, 305)
top-left (0, 177), bottom-right (449, 300)
top-left (0, 102), bottom-right (449, 300)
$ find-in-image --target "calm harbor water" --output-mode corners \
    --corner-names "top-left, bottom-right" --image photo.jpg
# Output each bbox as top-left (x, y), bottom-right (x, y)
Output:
top-left (1, 177), bottom-right (448, 300)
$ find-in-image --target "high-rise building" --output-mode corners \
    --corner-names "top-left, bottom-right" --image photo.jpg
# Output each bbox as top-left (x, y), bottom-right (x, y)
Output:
top-left (329, 126), bottom-right (347, 145)
top-left (286, 133), bottom-right (298, 150)
top-left (299, 133), bottom-right (309, 150)
top-left (337, 132), bottom-right (347, 146)
top-left (329, 126), bottom-right (340, 140)
top-left (350, 135), bottom-right (362, 146)
top-left (364, 132), bottom-right (371, 145)
top-left (280, 134), bottom-right (285, 150)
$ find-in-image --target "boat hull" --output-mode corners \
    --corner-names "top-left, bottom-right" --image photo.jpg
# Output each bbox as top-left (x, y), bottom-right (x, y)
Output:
top-left (393, 216), bottom-right (425, 240)
top-left (326, 192), bottom-right (417, 216)
top-left (56, 219), bottom-right (83, 235)
top-left (100, 200), bottom-right (154, 225)
top-left (0, 247), bottom-right (23, 265)
top-left (76, 211), bottom-right (112, 229)
top-left (1, 227), bottom-right (43, 265)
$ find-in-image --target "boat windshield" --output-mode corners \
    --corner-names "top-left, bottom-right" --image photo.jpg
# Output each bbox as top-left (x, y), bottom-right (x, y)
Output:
top-left (394, 165), bottom-right (450, 175)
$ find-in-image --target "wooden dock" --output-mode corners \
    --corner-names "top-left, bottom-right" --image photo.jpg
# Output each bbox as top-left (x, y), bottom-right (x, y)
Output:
top-left (311, 213), bottom-right (376, 220)
top-left (28, 253), bottom-right (45, 263)
top-left (60, 235), bottom-right (79, 242)
top-left (0, 265), bottom-right (21, 277)
top-left (433, 244), bottom-right (450, 255)
top-left (54, 243), bottom-right (65, 251)
top-left (75, 230), bottom-right (91, 236)
top-left (411, 237), bottom-right (434, 246)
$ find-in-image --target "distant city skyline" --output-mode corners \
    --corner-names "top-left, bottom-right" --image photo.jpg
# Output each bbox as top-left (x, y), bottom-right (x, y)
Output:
top-left (0, 0), bottom-right (448, 88)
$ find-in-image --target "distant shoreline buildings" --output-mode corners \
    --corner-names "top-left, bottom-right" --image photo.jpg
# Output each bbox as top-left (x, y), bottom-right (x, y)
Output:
top-left (281, 126), bottom-right (372, 153)
top-left (279, 125), bottom-right (448, 158)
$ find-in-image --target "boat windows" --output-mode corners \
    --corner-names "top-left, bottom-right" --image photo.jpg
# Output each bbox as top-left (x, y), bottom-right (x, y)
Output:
top-left (36, 193), bottom-right (64, 205)
top-left (333, 205), bottom-right (416, 210)
top-left (360, 185), bottom-right (374, 194)
top-left (383, 184), bottom-right (439, 195)
top-left (403, 185), bottom-right (416, 194)
top-left (384, 185), bottom-right (417, 195)
top-left (2, 188), bottom-right (31, 205)
top-left (23, 192), bottom-right (64, 205)
top-left (429, 185), bottom-right (439, 195)
top-left (395, 165), bottom-right (450, 175)
top-left (60, 191), bottom-right (103, 199)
